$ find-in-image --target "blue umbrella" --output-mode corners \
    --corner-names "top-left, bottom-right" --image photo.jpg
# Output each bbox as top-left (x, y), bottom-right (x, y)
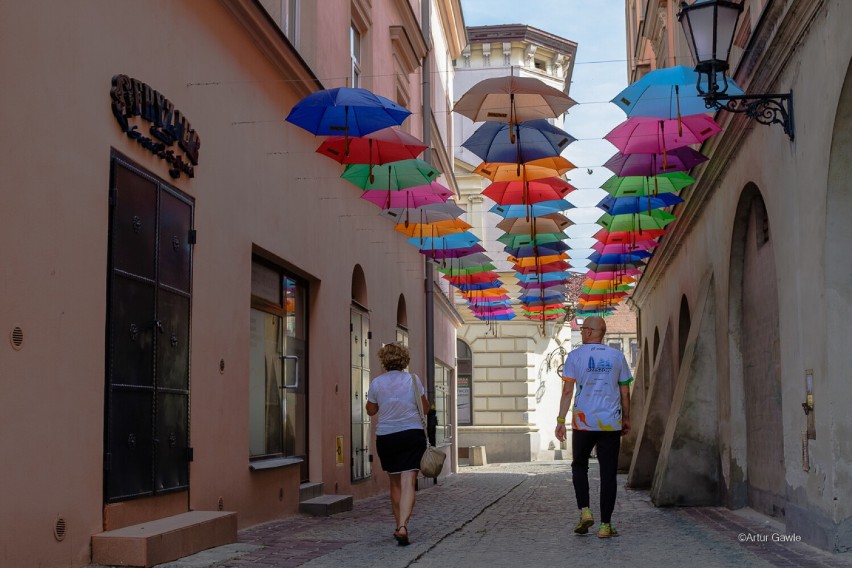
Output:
top-left (462, 119), bottom-right (576, 164)
top-left (587, 251), bottom-right (652, 264)
top-left (454, 280), bottom-right (503, 291)
top-left (516, 271), bottom-right (572, 283)
top-left (490, 199), bottom-right (573, 218)
top-left (409, 231), bottom-right (480, 250)
top-left (611, 66), bottom-right (745, 119)
top-left (285, 87), bottom-right (411, 136)
top-left (598, 193), bottom-right (684, 215)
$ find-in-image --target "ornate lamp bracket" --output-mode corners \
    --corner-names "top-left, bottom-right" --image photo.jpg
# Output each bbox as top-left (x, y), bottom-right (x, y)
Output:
top-left (705, 92), bottom-right (795, 141)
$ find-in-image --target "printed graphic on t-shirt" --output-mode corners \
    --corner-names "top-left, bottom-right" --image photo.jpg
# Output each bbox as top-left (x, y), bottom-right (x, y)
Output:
top-left (563, 344), bottom-right (633, 431)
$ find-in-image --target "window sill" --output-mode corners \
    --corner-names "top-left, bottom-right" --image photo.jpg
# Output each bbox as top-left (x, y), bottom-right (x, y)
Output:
top-left (249, 457), bottom-right (304, 471)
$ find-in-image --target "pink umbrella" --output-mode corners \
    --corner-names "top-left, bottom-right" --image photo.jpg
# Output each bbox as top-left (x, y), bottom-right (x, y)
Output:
top-left (604, 115), bottom-right (721, 155)
top-left (360, 181), bottom-right (452, 210)
top-left (592, 240), bottom-right (659, 254)
top-left (585, 268), bottom-right (643, 280)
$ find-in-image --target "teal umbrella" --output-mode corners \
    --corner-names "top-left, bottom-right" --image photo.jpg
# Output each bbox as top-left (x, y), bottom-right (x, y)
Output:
top-left (341, 159), bottom-right (439, 189)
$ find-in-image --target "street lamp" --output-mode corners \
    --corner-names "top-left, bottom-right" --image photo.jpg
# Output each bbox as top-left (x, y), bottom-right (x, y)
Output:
top-left (678, 0), bottom-right (794, 140)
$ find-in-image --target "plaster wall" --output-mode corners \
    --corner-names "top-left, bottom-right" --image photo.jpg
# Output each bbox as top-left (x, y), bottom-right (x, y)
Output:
top-left (0, 1), bottom-right (461, 565)
top-left (628, 0), bottom-right (852, 550)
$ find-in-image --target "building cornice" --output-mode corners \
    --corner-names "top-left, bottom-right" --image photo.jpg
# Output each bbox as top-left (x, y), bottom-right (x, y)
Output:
top-left (219, 0), bottom-right (323, 99)
top-left (467, 24), bottom-right (577, 57)
top-left (435, 0), bottom-right (468, 59)
top-left (631, 0), bottom-right (825, 306)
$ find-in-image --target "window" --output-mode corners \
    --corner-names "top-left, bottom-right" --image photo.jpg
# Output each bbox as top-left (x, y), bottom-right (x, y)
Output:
top-left (434, 362), bottom-right (453, 444)
top-left (249, 258), bottom-right (308, 473)
top-left (281, 0), bottom-right (299, 46)
top-left (608, 339), bottom-right (623, 352)
top-left (457, 340), bottom-right (472, 426)
top-left (350, 24), bottom-right (362, 88)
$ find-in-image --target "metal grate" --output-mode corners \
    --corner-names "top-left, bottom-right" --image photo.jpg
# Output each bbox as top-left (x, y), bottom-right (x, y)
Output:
top-left (54, 517), bottom-right (66, 541)
top-left (10, 326), bottom-right (23, 350)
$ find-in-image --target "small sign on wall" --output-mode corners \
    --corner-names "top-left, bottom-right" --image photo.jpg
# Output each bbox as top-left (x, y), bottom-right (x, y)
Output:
top-left (336, 435), bottom-right (344, 465)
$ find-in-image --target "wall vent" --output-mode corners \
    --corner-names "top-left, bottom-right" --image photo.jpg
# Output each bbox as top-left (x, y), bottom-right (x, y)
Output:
top-left (54, 516), bottom-right (67, 541)
top-left (10, 326), bottom-right (23, 350)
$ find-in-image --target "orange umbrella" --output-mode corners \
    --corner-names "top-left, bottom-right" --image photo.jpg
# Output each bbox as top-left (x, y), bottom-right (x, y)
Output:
top-left (473, 156), bottom-right (576, 182)
top-left (393, 218), bottom-right (472, 238)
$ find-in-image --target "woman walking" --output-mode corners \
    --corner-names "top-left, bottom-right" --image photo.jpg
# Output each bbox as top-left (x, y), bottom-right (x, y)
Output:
top-left (366, 343), bottom-right (429, 546)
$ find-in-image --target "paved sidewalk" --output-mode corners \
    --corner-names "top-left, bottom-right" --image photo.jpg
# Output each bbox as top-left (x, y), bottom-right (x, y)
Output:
top-left (148, 462), bottom-right (852, 568)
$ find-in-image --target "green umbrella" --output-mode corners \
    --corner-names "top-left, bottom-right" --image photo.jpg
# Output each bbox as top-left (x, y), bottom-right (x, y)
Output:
top-left (341, 159), bottom-right (439, 189)
top-left (598, 210), bottom-right (676, 233)
top-left (436, 264), bottom-right (497, 276)
top-left (601, 172), bottom-right (694, 197)
top-left (581, 285), bottom-right (633, 295)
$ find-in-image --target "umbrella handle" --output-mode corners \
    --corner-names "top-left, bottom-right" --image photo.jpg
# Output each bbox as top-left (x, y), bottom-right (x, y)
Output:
top-left (344, 106), bottom-right (350, 157)
top-left (675, 85), bottom-right (683, 137)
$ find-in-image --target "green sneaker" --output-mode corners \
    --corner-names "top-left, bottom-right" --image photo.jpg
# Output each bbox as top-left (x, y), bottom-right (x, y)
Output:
top-left (597, 522), bottom-right (619, 538)
top-left (574, 507), bottom-right (594, 534)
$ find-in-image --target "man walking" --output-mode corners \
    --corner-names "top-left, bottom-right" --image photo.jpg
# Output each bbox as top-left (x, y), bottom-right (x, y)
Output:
top-left (555, 316), bottom-right (632, 538)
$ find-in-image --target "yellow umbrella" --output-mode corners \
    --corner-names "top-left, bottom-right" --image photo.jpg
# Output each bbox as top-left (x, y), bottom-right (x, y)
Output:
top-left (508, 253), bottom-right (568, 267)
top-left (473, 156), bottom-right (576, 182)
top-left (394, 218), bottom-right (472, 238)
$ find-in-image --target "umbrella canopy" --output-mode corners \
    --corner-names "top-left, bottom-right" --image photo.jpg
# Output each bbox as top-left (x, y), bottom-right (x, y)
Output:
top-left (612, 66), bottom-right (745, 119)
top-left (497, 232), bottom-right (568, 248)
top-left (601, 172), bottom-right (695, 197)
top-left (285, 87), bottom-right (411, 136)
top-left (410, 231), bottom-right (480, 250)
top-left (462, 119), bottom-right (576, 164)
top-left (455, 280), bottom-right (503, 291)
top-left (454, 75), bottom-right (576, 123)
top-left (394, 218), bottom-right (471, 238)
top-left (435, 252), bottom-right (493, 269)
top-left (316, 127), bottom-right (426, 164)
top-left (582, 285), bottom-right (634, 295)
top-left (379, 201), bottom-right (466, 224)
top-left (516, 271), bottom-right (571, 283)
top-left (604, 115), bottom-right (721, 155)
top-left (518, 292), bottom-right (566, 304)
top-left (497, 212), bottom-right (572, 235)
top-left (598, 210), bottom-right (677, 233)
top-left (586, 268), bottom-right (643, 279)
top-left (443, 271), bottom-right (501, 284)
top-left (587, 251), bottom-right (652, 264)
top-left (490, 199), bottom-right (573, 218)
top-left (513, 260), bottom-right (571, 274)
top-left (592, 240), bottom-right (658, 254)
top-left (509, 253), bottom-right (568, 266)
top-left (360, 182), bottom-right (451, 209)
top-left (593, 227), bottom-right (668, 244)
top-left (474, 156), bottom-right (576, 182)
top-left (505, 241), bottom-right (570, 258)
top-left (583, 276), bottom-right (637, 288)
top-left (420, 244), bottom-right (487, 258)
top-left (462, 288), bottom-right (510, 298)
top-left (483, 177), bottom-right (576, 205)
top-left (342, 159), bottom-right (439, 190)
top-left (604, 147), bottom-right (708, 176)
top-left (598, 193), bottom-right (684, 215)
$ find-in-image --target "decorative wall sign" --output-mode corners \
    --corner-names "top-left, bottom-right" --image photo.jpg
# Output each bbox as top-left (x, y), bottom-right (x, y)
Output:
top-left (110, 74), bottom-right (200, 179)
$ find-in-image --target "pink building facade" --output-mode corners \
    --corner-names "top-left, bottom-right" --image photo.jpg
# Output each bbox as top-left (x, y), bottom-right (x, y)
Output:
top-left (0, 1), bottom-right (466, 566)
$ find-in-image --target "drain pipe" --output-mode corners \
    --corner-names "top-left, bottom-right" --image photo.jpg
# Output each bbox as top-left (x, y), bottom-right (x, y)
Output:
top-left (421, 0), bottom-right (437, 446)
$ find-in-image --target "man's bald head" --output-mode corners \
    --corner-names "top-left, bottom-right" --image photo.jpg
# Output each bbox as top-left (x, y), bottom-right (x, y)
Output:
top-left (580, 316), bottom-right (606, 343)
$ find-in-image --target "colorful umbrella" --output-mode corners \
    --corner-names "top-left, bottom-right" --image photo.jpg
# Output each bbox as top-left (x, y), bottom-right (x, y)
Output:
top-left (509, 253), bottom-right (568, 266)
top-left (601, 172), bottom-right (695, 197)
top-left (454, 75), bottom-right (576, 124)
top-left (286, 87), bottom-right (410, 137)
top-left (490, 199), bottom-right (573, 218)
top-left (420, 244), bottom-right (487, 259)
top-left (483, 177), bottom-right (576, 205)
top-left (598, 193), bottom-right (684, 215)
top-left (435, 252), bottom-right (493, 269)
top-left (604, 148), bottom-right (708, 177)
top-left (316, 127), bottom-right (426, 164)
top-left (587, 251), bottom-right (652, 264)
top-left (474, 156), bottom-right (575, 182)
top-left (592, 241), bottom-right (658, 254)
top-left (394, 218), bottom-right (471, 238)
top-left (379, 201), bottom-right (466, 224)
top-left (497, 232), bottom-right (568, 248)
top-left (516, 271), bottom-right (571, 283)
top-left (611, 65), bottom-right (745, 119)
top-left (443, 271), bottom-right (501, 284)
top-left (597, 210), bottom-right (677, 233)
top-left (342, 159), bottom-right (439, 190)
top-left (593, 227), bottom-right (668, 244)
top-left (462, 119), bottom-right (576, 164)
top-left (410, 232), bottom-right (480, 250)
top-left (604, 115), bottom-right (721, 155)
top-left (513, 260), bottom-right (571, 274)
top-left (497, 213), bottom-right (572, 235)
top-left (360, 182), bottom-right (451, 209)
top-left (505, 241), bottom-right (570, 258)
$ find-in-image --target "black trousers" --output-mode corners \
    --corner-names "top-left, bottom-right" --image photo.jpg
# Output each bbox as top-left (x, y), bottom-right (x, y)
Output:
top-left (571, 429), bottom-right (622, 523)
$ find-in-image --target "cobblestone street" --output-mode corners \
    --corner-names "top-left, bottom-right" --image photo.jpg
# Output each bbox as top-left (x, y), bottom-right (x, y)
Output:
top-left (148, 462), bottom-right (852, 568)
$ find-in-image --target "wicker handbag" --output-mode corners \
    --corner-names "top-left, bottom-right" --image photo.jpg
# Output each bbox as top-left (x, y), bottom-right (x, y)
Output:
top-left (410, 374), bottom-right (446, 478)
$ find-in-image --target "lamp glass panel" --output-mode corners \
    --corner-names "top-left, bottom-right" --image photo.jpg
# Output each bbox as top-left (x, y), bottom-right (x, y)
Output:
top-left (689, 5), bottom-right (718, 62)
top-left (715, 4), bottom-right (741, 61)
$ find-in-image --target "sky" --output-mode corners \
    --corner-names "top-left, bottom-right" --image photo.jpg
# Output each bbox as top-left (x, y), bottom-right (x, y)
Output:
top-left (459, 0), bottom-right (631, 269)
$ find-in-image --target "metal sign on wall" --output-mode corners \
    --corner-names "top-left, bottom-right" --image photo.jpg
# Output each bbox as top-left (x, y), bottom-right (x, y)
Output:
top-left (110, 74), bottom-right (200, 179)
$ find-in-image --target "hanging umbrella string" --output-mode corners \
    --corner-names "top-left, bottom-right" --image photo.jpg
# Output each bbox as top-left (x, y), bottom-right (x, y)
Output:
top-left (660, 121), bottom-right (668, 171)
top-left (675, 85), bottom-right (683, 137)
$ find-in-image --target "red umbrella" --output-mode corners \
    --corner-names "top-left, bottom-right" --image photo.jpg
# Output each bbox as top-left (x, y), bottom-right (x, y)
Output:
top-left (483, 177), bottom-right (576, 205)
top-left (316, 127), bottom-right (427, 178)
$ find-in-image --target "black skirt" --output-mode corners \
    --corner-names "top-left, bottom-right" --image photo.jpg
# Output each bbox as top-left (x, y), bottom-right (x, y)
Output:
top-left (375, 429), bottom-right (427, 473)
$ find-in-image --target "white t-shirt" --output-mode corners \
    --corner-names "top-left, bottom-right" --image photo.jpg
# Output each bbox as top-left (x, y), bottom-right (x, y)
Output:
top-left (367, 370), bottom-right (425, 436)
top-left (562, 343), bottom-right (633, 431)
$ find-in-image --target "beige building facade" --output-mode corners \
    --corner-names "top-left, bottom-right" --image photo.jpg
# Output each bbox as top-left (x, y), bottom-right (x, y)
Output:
top-left (0, 1), bottom-right (465, 566)
top-left (623, 0), bottom-right (852, 553)
top-left (452, 25), bottom-right (582, 463)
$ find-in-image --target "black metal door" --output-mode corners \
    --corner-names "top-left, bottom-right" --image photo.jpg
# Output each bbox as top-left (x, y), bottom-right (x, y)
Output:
top-left (105, 155), bottom-right (193, 502)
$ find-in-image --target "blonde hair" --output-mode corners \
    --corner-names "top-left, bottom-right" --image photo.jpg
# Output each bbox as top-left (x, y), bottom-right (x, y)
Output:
top-left (378, 343), bottom-right (410, 371)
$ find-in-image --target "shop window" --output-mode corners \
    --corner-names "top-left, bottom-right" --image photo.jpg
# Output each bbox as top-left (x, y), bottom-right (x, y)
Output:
top-left (249, 257), bottom-right (308, 478)
top-left (434, 361), bottom-right (453, 444)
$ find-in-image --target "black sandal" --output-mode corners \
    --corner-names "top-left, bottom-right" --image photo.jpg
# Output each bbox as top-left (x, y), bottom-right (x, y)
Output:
top-left (393, 526), bottom-right (410, 546)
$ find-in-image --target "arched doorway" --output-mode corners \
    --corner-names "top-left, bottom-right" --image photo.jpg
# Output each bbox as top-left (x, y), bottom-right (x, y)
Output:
top-left (729, 185), bottom-right (785, 517)
top-left (457, 340), bottom-right (473, 426)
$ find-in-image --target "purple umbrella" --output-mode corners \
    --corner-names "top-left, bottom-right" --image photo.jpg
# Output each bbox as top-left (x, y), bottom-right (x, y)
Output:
top-left (604, 147), bottom-right (708, 177)
top-left (419, 244), bottom-right (487, 259)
